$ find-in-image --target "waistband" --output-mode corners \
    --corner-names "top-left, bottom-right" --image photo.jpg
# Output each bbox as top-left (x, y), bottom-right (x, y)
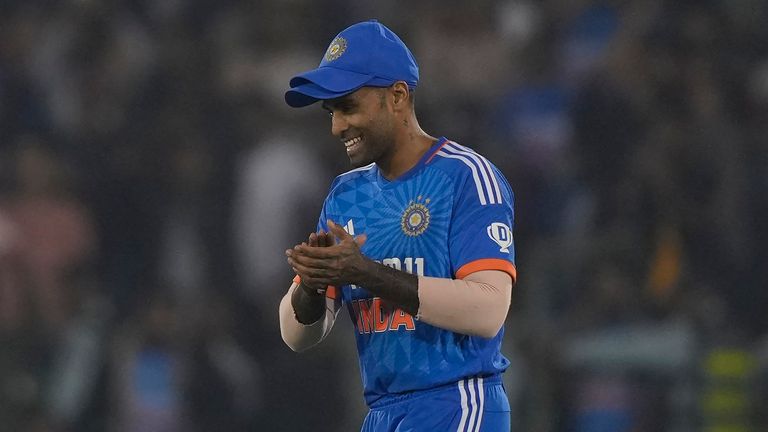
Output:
top-left (369, 374), bottom-right (503, 409)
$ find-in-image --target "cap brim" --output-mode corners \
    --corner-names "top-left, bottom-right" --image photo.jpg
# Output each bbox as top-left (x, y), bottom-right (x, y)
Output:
top-left (285, 66), bottom-right (375, 107)
top-left (284, 82), bottom-right (351, 108)
top-left (290, 66), bottom-right (375, 92)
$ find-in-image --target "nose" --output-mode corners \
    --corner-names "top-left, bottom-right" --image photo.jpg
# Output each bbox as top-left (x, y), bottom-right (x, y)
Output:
top-left (331, 113), bottom-right (348, 137)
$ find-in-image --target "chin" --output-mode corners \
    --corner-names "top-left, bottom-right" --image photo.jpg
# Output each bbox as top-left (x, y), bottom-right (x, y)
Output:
top-left (349, 160), bottom-right (369, 169)
top-left (348, 154), bottom-right (374, 168)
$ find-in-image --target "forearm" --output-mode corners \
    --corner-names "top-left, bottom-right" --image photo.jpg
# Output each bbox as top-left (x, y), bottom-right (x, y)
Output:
top-left (352, 264), bottom-right (512, 338)
top-left (291, 281), bottom-right (326, 324)
top-left (417, 270), bottom-right (512, 338)
top-left (279, 283), bottom-right (336, 352)
top-left (355, 258), bottom-right (419, 316)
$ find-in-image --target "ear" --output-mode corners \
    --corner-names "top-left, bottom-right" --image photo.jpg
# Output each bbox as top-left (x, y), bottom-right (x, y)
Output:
top-left (391, 81), bottom-right (411, 112)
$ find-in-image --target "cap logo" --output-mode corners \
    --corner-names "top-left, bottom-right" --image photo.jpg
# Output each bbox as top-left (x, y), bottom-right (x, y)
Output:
top-left (324, 36), bottom-right (347, 62)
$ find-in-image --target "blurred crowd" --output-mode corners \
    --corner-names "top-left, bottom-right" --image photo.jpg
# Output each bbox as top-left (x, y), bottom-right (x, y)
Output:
top-left (1, 0), bottom-right (767, 431)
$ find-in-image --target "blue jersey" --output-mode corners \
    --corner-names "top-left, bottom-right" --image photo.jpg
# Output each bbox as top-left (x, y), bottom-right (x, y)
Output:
top-left (317, 137), bottom-right (516, 407)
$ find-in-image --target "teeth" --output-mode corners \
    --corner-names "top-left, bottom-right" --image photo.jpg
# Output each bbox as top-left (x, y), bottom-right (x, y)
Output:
top-left (344, 136), bottom-right (362, 147)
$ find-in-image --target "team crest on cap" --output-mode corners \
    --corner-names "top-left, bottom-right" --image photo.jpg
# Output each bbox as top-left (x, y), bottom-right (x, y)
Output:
top-left (401, 196), bottom-right (431, 237)
top-left (325, 36), bottom-right (347, 62)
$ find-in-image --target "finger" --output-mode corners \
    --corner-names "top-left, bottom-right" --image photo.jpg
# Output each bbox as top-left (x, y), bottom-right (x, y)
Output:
top-left (317, 229), bottom-right (327, 247)
top-left (327, 220), bottom-right (352, 242)
top-left (289, 258), bottom-right (335, 280)
top-left (286, 243), bottom-right (308, 257)
top-left (324, 231), bottom-right (336, 246)
top-left (308, 232), bottom-right (318, 247)
top-left (290, 252), bottom-right (335, 270)
top-left (294, 244), bottom-right (341, 259)
top-left (354, 233), bottom-right (367, 247)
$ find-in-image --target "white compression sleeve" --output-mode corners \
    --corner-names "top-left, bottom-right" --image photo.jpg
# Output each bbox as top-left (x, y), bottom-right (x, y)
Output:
top-left (416, 270), bottom-right (513, 338)
top-left (278, 282), bottom-right (339, 352)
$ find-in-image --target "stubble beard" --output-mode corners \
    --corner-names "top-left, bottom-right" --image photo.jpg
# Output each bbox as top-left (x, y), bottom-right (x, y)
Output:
top-left (350, 131), bottom-right (395, 169)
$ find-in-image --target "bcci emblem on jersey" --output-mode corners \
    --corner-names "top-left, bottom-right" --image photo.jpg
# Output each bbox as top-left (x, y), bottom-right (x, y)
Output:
top-left (401, 198), bottom-right (430, 237)
top-left (487, 222), bottom-right (513, 253)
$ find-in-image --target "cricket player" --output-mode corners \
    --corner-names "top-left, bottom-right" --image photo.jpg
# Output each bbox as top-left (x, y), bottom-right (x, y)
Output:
top-left (279, 20), bottom-right (517, 431)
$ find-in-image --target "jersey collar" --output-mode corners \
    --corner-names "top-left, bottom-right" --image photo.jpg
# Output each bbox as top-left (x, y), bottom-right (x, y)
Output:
top-left (375, 137), bottom-right (448, 187)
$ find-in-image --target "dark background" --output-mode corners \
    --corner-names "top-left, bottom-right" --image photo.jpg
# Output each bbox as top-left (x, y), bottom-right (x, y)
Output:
top-left (1, 0), bottom-right (767, 431)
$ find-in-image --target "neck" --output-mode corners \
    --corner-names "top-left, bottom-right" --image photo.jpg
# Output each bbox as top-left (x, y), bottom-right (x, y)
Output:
top-left (378, 115), bottom-right (436, 180)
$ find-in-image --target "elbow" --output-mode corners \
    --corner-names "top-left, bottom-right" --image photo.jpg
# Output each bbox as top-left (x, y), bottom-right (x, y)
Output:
top-left (279, 316), bottom-right (323, 353)
top-left (285, 341), bottom-right (309, 353)
top-left (280, 319), bottom-right (320, 352)
top-left (473, 320), bottom-right (505, 339)
top-left (281, 333), bottom-right (316, 353)
top-left (471, 305), bottom-right (508, 338)
top-left (281, 333), bottom-right (301, 352)
top-left (453, 310), bottom-right (505, 338)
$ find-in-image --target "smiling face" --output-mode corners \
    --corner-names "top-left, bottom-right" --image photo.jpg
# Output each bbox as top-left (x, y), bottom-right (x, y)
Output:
top-left (322, 86), bottom-right (397, 168)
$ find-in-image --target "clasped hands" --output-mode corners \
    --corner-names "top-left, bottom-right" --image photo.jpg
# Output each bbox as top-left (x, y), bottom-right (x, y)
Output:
top-left (286, 220), bottom-right (369, 293)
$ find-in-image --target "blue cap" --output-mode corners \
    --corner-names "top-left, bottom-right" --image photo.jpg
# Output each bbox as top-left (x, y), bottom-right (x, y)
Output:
top-left (285, 20), bottom-right (419, 107)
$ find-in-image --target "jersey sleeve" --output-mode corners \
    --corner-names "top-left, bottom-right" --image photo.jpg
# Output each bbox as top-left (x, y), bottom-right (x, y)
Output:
top-left (448, 164), bottom-right (517, 282)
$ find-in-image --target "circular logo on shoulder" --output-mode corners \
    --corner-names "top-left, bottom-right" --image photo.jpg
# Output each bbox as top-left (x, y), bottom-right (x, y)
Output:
top-left (401, 199), bottom-right (430, 237)
top-left (324, 37), bottom-right (347, 62)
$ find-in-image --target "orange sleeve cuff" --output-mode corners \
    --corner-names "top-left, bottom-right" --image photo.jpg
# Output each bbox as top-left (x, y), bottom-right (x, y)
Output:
top-left (292, 275), bottom-right (338, 300)
top-left (456, 259), bottom-right (517, 282)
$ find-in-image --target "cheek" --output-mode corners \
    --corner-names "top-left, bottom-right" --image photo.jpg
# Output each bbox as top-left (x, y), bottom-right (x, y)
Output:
top-left (369, 111), bottom-right (392, 133)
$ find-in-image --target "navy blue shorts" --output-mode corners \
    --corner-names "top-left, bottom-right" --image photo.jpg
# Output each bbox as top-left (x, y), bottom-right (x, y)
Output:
top-left (361, 375), bottom-right (511, 432)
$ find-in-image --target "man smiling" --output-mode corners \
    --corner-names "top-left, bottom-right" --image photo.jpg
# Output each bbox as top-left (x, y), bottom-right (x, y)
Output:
top-left (279, 20), bottom-right (517, 432)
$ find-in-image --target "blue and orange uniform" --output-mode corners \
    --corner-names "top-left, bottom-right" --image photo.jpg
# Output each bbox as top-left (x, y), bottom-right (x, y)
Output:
top-left (317, 137), bottom-right (516, 431)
